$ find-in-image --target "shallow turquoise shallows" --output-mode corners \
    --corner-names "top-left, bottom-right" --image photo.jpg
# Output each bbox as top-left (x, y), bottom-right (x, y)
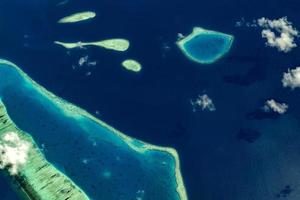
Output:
top-left (0, 60), bottom-right (187, 200)
top-left (177, 27), bottom-right (234, 64)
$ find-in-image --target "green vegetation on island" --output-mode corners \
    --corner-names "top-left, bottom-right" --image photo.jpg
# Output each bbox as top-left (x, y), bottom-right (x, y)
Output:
top-left (58, 11), bottom-right (96, 23)
top-left (0, 102), bottom-right (89, 200)
top-left (122, 59), bottom-right (142, 72)
top-left (54, 39), bottom-right (130, 51)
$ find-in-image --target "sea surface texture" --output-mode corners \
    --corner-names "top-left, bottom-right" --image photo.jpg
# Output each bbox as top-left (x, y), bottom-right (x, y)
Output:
top-left (0, 0), bottom-right (300, 200)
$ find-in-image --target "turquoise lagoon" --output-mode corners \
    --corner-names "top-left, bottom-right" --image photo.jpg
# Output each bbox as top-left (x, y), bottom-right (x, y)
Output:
top-left (0, 60), bottom-right (187, 200)
top-left (177, 27), bottom-right (234, 64)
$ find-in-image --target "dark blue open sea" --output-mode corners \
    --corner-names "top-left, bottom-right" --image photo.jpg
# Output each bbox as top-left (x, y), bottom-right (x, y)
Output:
top-left (1, 0), bottom-right (300, 199)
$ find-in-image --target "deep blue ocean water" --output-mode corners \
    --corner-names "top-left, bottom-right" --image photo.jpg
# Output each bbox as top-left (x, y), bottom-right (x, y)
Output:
top-left (0, 0), bottom-right (300, 200)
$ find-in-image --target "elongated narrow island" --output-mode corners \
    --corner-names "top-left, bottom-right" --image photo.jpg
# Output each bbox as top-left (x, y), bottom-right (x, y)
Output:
top-left (55, 39), bottom-right (130, 51)
top-left (0, 59), bottom-right (187, 200)
top-left (177, 27), bottom-right (234, 64)
top-left (58, 11), bottom-right (96, 23)
top-left (0, 103), bottom-right (90, 200)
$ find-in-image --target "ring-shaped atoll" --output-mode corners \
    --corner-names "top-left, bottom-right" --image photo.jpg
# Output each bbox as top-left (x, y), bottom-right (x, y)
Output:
top-left (177, 27), bottom-right (234, 64)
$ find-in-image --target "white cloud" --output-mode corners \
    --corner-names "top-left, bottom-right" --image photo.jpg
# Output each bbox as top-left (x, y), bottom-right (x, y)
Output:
top-left (0, 132), bottom-right (31, 175)
top-left (262, 99), bottom-right (288, 114)
top-left (282, 66), bottom-right (300, 89)
top-left (78, 56), bottom-right (89, 66)
top-left (257, 17), bottom-right (299, 52)
top-left (191, 94), bottom-right (216, 112)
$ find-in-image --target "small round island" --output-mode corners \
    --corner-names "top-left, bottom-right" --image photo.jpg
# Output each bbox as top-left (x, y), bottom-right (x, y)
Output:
top-left (122, 59), bottom-right (142, 72)
top-left (176, 27), bottom-right (234, 64)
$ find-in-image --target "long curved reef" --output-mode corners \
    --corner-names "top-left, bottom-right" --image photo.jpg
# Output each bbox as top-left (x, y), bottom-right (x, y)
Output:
top-left (0, 103), bottom-right (90, 200)
top-left (0, 59), bottom-right (187, 200)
